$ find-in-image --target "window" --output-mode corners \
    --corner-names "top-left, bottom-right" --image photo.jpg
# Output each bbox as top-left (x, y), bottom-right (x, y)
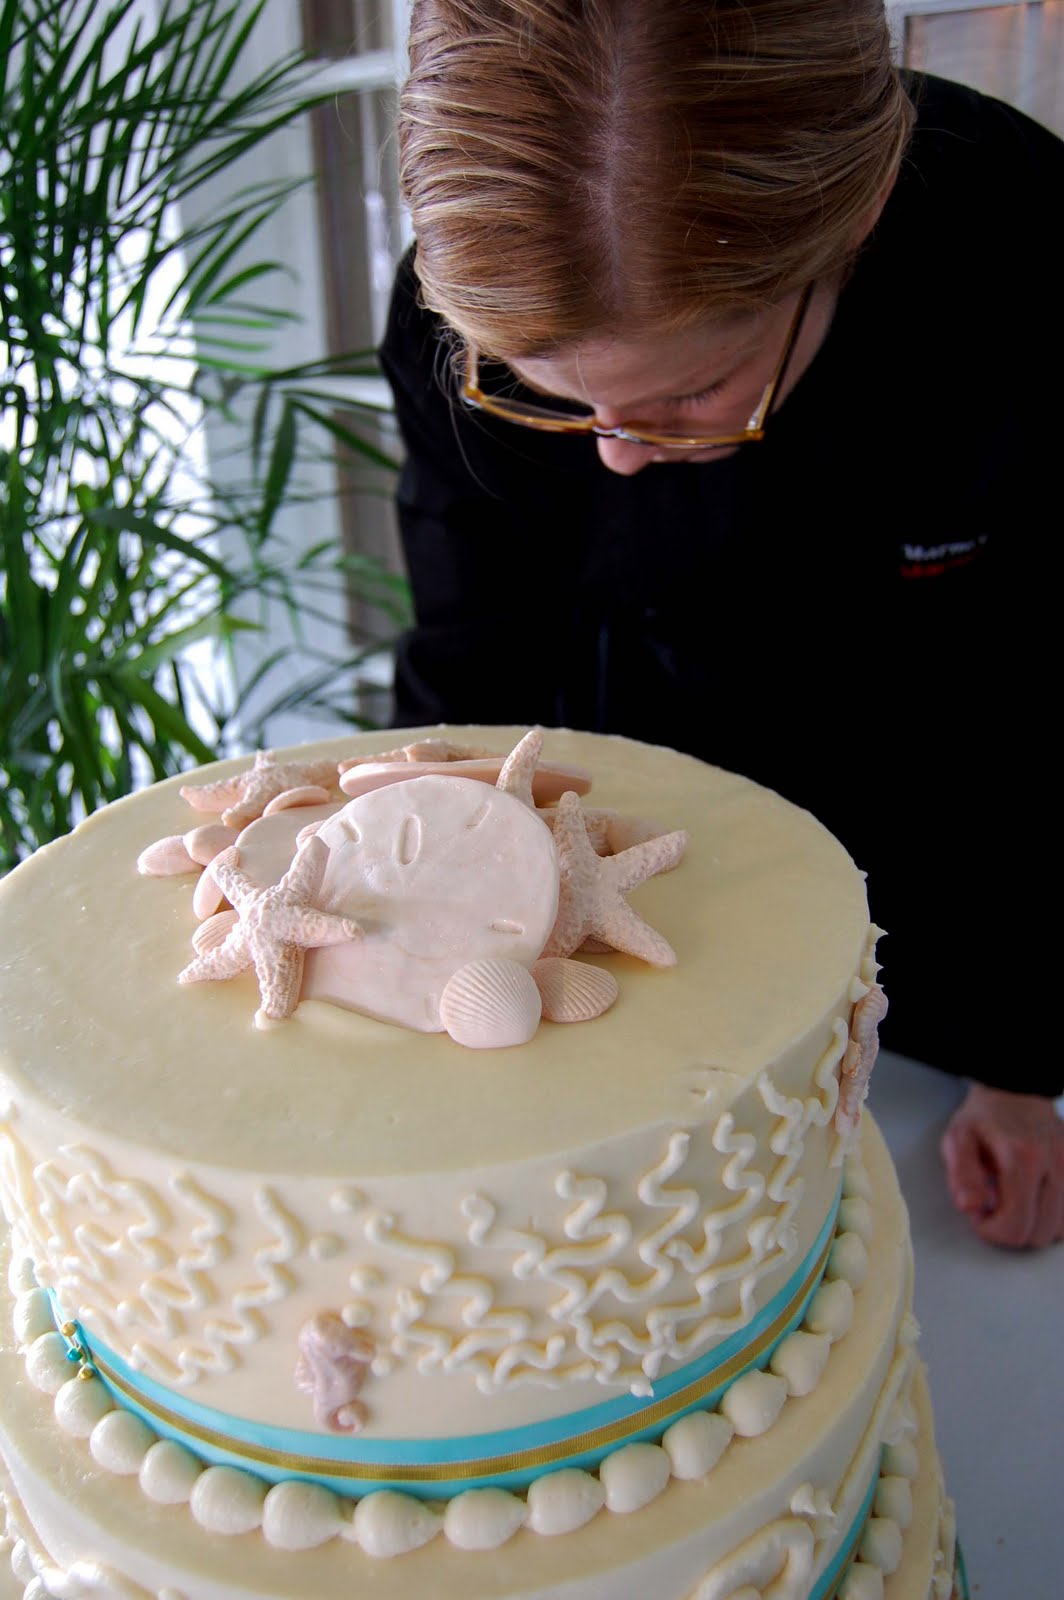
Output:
top-left (888, 1), bottom-right (1064, 135)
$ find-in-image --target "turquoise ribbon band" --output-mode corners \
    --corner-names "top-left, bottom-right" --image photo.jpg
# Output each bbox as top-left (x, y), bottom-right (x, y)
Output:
top-left (810, 1454), bottom-right (880, 1600)
top-left (953, 1540), bottom-right (971, 1600)
top-left (51, 1184), bottom-right (841, 1498)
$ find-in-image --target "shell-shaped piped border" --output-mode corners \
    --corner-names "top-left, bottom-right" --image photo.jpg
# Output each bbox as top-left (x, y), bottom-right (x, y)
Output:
top-left (438, 958), bottom-right (542, 1049)
top-left (532, 958), bottom-right (619, 1023)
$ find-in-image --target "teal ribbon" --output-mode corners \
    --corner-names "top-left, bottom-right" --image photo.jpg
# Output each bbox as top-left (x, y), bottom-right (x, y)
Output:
top-left (810, 1456), bottom-right (880, 1600)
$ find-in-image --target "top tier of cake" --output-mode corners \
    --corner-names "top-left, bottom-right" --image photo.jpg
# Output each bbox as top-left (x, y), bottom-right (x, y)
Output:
top-left (0, 727), bottom-right (876, 1457)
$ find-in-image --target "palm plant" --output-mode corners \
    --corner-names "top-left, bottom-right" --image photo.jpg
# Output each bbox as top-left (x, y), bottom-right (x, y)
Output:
top-left (0, 0), bottom-right (408, 873)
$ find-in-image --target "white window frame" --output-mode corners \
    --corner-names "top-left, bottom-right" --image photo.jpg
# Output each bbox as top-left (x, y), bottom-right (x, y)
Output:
top-left (172, 1), bottom-right (415, 741)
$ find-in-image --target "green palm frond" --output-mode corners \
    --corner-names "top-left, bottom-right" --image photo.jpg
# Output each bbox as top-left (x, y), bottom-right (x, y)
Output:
top-left (1, 0), bottom-right (407, 873)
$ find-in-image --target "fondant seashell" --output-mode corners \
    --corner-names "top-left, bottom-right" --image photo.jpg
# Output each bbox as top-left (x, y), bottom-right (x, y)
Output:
top-left (296, 819), bottom-right (325, 846)
top-left (184, 822), bottom-right (238, 866)
top-left (192, 910), bottom-right (239, 955)
top-left (192, 862), bottom-right (226, 920)
top-left (532, 958), bottom-right (619, 1023)
top-left (263, 785), bottom-right (334, 816)
top-left (137, 835), bottom-right (196, 876)
top-left (439, 959), bottom-right (542, 1049)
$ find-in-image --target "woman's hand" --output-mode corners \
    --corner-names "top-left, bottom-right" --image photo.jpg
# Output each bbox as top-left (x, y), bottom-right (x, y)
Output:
top-left (941, 1083), bottom-right (1064, 1249)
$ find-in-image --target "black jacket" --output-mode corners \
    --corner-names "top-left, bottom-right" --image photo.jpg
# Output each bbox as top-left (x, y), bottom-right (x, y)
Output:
top-left (379, 75), bottom-right (1062, 1095)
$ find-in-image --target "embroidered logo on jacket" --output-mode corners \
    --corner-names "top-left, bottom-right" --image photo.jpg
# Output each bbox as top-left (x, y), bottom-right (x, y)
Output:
top-left (898, 536), bottom-right (988, 579)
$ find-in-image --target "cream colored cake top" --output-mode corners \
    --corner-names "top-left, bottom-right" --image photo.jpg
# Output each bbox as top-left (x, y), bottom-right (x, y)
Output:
top-left (0, 726), bottom-right (869, 1179)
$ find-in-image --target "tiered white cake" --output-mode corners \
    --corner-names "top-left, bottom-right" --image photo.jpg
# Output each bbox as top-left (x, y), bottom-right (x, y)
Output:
top-left (0, 727), bottom-right (961, 1599)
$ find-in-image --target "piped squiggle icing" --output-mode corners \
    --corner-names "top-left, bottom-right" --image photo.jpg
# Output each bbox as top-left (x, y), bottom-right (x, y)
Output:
top-left (2, 1035), bottom-right (859, 1419)
top-left (8, 1146), bottom-right (874, 1559)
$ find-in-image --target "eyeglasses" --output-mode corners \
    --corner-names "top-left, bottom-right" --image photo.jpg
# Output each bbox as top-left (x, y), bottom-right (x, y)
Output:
top-left (460, 282), bottom-right (814, 450)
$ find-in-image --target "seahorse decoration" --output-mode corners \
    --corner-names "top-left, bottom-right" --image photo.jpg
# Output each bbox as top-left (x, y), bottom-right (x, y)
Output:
top-left (294, 1311), bottom-right (375, 1432)
top-left (835, 982), bottom-right (889, 1143)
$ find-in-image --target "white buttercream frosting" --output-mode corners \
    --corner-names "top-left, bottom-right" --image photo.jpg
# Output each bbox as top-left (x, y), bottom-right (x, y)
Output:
top-left (53, 1375), bottom-right (114, 1439)
top-left (350, 1490), bottom-right (442, 1557)
top-left (526, 1470), bottom-right (605, 1536)
top-left (770, 1330), bottom-right (832, 1396)
top-left (860, 1514), bottom-right (905, 1574)
top-left (24, 1332), bottom-right (72, 1396)
top-left (261, 1481), bottom-right (343, 1551)
top-left (442, 1488), bottom-right (526, 1551)
top-left (599, 1442), bottom-right (672, 1513)
top-left (89, 1410), bottom-right (156, 1476)
top-left (804, 1278), bottom-right (855, 1340)
top-left (662, 1409), bottom-right (734, 1479)
top-left (189, 1466), bottom-right (267, 1536)
top-left (719, 1369), bottom-right (789, 1437)
top-left (139, 1440), bottom-right (202, 1505)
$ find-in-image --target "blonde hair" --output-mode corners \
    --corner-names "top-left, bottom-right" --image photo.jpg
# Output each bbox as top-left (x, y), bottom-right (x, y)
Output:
top-left (399, 0), bottom-right (914, 356)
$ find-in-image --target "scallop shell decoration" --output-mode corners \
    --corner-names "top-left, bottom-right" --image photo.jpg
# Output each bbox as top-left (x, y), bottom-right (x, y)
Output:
top-left (192, 909), bottom-right (239, 955)
top-left (136, 835), bottom-right (196, 876)
top-left (438, 959), bottom-right (542, 1049)
top-left (532, 958), bottom-right (619, 1023)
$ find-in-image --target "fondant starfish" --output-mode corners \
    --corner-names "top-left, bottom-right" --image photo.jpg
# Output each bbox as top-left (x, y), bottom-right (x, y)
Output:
top-left (536, 804), bottom-right (618, 854)
top-left (180, 751), bottom-right (342, 830)
top-left (178, 837), bottom-right (361, 1026)
top-left (536, 806), bottom-right (672, 857)
top-left (541, 792), bottom-right (688, 967)
top-left (836, 982), bottom-right (889, 1139)
top-left (496, 729), bottom-right (544, 810)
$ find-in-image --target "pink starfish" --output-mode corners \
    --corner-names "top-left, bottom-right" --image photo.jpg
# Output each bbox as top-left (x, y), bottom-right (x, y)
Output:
top-left (178, 837), bottom-right (361, 1026)
top-left (836, 982), bottom-right (889, 1139)
top-left (180, 751), bottom-right (342, 830)
top-left (541, 792), bottom-right (688, 967)
top-left (536, 804), bottom-right (614, 854)
top-left (495, 729), bottom-right (544, 811)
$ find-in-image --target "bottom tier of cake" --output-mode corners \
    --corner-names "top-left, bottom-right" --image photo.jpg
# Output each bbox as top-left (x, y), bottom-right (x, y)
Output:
top-left (1, 1122), bottom-right (962, 1600)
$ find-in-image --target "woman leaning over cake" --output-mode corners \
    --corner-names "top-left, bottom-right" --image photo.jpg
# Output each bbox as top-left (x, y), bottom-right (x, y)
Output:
top-left (379, 0), bottom-right (1063, 1248)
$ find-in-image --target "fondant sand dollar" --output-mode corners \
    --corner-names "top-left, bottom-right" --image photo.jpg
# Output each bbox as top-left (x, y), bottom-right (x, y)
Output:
top-left (301, 775), bottom-right (559, 1033)
top-left (230, 804), bottom-right (343, 892)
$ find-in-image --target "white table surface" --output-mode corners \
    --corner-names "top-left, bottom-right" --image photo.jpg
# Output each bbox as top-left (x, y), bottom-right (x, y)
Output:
top-left (868, 1052), bottom-right (1064, 1600)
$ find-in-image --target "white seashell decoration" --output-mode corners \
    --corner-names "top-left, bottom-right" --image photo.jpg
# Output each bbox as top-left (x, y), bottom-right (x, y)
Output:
top-left (184, 822), bottom-right (238, 866)
top-left (439, 958), bottom-right (542, 1049)
top-left (192, 909), bottom-right (239, 956)
top-left (192, 861), bottom-right (226, 920)
top-left (137, 835), bottom-right (197, 876)
top-left (532, 957), bottom-right (619, 1023)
